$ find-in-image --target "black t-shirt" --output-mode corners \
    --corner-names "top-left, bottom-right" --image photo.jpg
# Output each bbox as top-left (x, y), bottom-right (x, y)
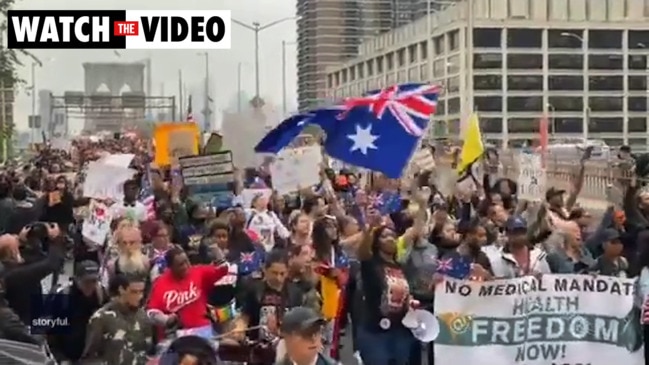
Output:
top-left (359, 256), bottom-right (410, 332)
top-left (240, 280), bottom-right (303, 340)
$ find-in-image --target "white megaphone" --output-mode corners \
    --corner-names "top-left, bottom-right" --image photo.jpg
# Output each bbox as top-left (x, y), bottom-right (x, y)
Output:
top-left (401, 309), bottom-right (440, 343)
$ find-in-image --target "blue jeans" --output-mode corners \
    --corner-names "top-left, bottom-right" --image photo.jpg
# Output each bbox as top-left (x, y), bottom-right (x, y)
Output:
top-left (356, 325), bottom-right (415, 365)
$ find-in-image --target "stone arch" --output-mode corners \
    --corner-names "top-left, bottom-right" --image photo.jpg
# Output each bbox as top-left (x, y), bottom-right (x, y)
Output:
top-left (83, 62), bottom-right (145, 96)
top-left (119, 84), bottom-right (132, 94)
top-left (96, 83), bottom-right (109, 92)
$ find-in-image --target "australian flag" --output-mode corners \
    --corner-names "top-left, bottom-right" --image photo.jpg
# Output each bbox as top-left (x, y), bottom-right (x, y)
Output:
top-left (235, 249), bottom-right (265, 276)
top-left (436, 253), bottom-right (471, 279)
top-left (254, 83), bottom-right (439, 178)
top-left (368, 191), bottom-right (402, 215)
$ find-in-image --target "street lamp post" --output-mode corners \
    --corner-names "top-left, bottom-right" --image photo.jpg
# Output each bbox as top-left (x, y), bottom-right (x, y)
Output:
top-left (282, 41), bottom-right (296, 115)
top-left (232, 17), bottom-right (297, 101)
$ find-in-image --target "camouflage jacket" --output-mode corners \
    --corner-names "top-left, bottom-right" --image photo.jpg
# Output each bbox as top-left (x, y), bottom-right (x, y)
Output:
top-left (82, 300), bottom-right (153, 365)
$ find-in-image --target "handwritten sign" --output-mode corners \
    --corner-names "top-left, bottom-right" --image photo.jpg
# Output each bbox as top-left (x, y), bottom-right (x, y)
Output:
top-left (82, 161), bottom-right (136, 200)
top-left (82, 200), bottom-right (112, 246)
top-left (270, 146), bottom-right (322, 195)
top-left (180, 151), bottom-right (235, 208)
top-left (517, 153), bottom-right (546, 201)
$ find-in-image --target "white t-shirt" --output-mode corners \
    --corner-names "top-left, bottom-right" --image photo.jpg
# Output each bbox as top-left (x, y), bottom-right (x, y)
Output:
top-left (245, 209), bottom-right (290, 251)
top-left (108, 201), bottom-right (148, 223)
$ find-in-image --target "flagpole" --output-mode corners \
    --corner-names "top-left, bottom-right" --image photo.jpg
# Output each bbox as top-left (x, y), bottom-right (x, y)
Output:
top-left (178, 69), bottom-right (183, 121)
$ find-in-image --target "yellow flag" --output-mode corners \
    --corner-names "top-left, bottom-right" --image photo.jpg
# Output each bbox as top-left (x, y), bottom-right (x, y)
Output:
top-left (457, 113), bottom-right (484, 175)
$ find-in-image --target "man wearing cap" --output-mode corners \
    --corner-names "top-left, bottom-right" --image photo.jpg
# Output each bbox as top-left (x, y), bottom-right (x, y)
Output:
top-left (487, 216), bottom-right (551, 278)
top-left (49, 260), bottom-right (108, 363)
top-left (275, 306), bottom-right (340, 365)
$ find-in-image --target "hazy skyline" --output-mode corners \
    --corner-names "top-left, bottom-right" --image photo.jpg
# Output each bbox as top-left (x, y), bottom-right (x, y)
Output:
top-left (8, 0), bottom-right (298, 132)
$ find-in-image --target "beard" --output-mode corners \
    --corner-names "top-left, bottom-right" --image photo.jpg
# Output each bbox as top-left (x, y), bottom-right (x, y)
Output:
top-left (117, 250), bottom-right (148, 274)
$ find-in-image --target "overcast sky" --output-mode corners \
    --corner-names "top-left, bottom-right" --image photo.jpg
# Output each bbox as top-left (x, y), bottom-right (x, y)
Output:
top-left (9, 0), bottom-right (298, 132)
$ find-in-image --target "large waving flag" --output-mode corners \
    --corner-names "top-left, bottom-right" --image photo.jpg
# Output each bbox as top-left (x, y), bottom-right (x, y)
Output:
top-left (254, 108), bottom-right (341, 154)
top-left (324, 83), bottom-right (439, 178)
top-left (457, 113), bottom-right (484, 184)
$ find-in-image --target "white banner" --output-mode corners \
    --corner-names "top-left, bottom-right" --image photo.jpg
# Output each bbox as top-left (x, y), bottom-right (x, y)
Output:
top-left (434, 275), bottom-right (643, 365)
top-left (82, 161), bottom-right (136, 200)
top-left (270, 146), bottom-right (322, 195)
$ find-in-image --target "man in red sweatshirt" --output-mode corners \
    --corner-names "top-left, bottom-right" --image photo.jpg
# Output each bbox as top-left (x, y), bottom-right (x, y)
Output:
top-left (147, 247), bottom-right (229, 329)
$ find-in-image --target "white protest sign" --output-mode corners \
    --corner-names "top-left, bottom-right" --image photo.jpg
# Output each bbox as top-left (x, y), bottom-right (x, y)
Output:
top-left (82, 200), bottom-right (112, 246)
top-left (270, 146), bottom-right (322, 195)
top-left (99, 153), bottom-right (135, 168)
top-left (409, 148), bottom-right (436, 171)
top-left (435, 275), bottom-right (642, 365)
top-left (517, 153), bottom-right (546, 200)
top-left (240, 188), bottom-right (273, 208)
top-left (82, 161), bottom-right (136, 200)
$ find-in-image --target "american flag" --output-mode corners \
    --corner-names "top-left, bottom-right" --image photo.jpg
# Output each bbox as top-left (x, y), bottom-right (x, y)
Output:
top-left (139, 164), bottom-right (156, 220)
top-left (186, 95), bottom-right (194, 121)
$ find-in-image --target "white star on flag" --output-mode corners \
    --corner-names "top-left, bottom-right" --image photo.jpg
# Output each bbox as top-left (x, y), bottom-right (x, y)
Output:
top-left (347, 124), bottom-right (378, 155)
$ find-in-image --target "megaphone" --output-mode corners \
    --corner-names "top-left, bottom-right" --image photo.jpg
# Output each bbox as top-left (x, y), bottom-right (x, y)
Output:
top-left (401, 309), bottom-right (440, 343)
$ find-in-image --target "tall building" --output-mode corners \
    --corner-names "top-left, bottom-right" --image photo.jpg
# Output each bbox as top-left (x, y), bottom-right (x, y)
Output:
top-left (297, 0), bottom-right (400, 111)
top-left (326, 0), bottom-right (649, 149)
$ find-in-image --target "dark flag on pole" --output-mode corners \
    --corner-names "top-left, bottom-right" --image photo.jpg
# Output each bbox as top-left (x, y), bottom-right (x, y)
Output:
top-left (186, 95), bottom-right (194, 122)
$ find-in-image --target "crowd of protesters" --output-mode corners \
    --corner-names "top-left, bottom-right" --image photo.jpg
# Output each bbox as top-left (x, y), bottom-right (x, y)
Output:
top-left (0, 132), bottom-right (646, 365)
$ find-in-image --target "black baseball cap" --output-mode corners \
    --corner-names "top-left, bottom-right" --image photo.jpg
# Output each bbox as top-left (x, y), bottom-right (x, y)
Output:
top-left (280, 307), bottom-right (326, 336)
top-left (74, 260), bottom-right (100, 280)
top-left (545, 187), bottom-right (566, 202)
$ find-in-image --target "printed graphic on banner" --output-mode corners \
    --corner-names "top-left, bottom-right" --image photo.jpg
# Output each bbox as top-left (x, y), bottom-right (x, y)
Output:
top-left (517, 153), bottom-right (546, 201)
top-left (179, 151), bottom-right (234, 208)
top-left (7, 10), bottom-right (231, 49)
top-left (434, 275), bottom-right (643, 365)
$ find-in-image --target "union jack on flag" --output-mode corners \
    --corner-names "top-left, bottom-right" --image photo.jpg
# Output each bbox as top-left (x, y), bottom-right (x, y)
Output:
top-left (337, 83), bottom-right (440, 137)
top-left (436, 254), bottom-right (471, 280)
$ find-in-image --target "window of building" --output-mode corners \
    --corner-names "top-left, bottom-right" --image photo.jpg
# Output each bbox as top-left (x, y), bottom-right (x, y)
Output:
top-left (602, 138), bottom-right (624, 147)
top-left (628, 138), bottom-right (647, 148)
top-left (327, 74), bottom-right (333, 89)
top-left (350, 67), bottom-right (356, 81)
top-left (549, 75), bottom-right (583, 90)
top-left (358, 64), bottom-right (364, 79)
top-left (589, 30), bottom-right (622, 49)
top-left (367, 60), bottom-right (374, 76)
top-left (507, 75), bottom-right (543, 90)
top-left (628, 55), bottom-right (647, 71)
top-left (334, 73), bottom-right (340, 86)
top-left (629, 97), bottom-right (647, 111)
top-left (628, 30), bottom-right (649, 49)
top-left (436, 100), bottom-right (446, 115)
top-left (434, 36), bottom-right (445, 55)
top-left (447, 55), bottom-right (460, 74)
top-left (507, 54), bottom-right (543, 69)
top-left (377, 56), bottom-right (384, 73)
top-left (588, 96), bottom-right (623, 112)
top-left (588, 118), bottom-right (624, 133)
top-left (474, 96), bottom-right (503, 112)
top-left (628, 76), bottom-right (647, 91)
top-left (473, 28), bottom-right (501, 48)
top-left (474, 53), bottom-right (502, 69)
top-left (548, 54), bottom-right (583, 70)
top-left (447, 76), bottom-right (460, 93)
top-left (507, 29), bottom-right (542, 48)
top-left (628, 118), bottom-right (647, 132)
top-left (408, 45), bottom-right (417, 63)
top-left (420, 41), bottom-right (428, 59)
top-left (548, 29), bottom-right (583, 48)
top-left (448, 30), bottom-right (459, 50)
top-left (588, 54), bottom-right (623, 70)
top-left (508, 96), bottom-right (543, 112)
top-left (507, 118), bottom-right (539, 133)
top-left (386, 53), bottom-right (394, 70)
top-left (342, 69), bottom-right (348, 83)
top-left (553, 118), bottom-right (583, 133)
top-left (474, 75), bottom-right (502, 90)
top-left (397, 48), bottom-right (405, 67)
top-left (448, 119), bottom-right (460, 134)
top-left (589, 76), bottom-right (623, 91)
top-left (481, 118), bottom-right (503, 133)
top-left (448, 97), bottom-right (461, 114)
top-left (433, 59), bottom-right (445, 77)
top-left (549, 96), bottom-right (583, 111)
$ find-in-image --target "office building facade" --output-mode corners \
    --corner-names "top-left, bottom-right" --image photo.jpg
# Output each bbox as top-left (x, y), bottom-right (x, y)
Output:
top-left (326, 0), bottom-right (649, 149)
top-left (297, 0), bottom-right (453, 111)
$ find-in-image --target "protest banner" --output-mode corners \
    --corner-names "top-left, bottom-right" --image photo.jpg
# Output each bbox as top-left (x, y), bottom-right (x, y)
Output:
top-left (153, 122), bottom-right (200, 166)
top-left (270, 146), bottom-right (322, 195)
top-left (203, 132), bottom-right (223, 154)
top-left (81, 200), bottom-right (111, 245)
top-left (179, 151), bottom-right (234, 208)
top-left (82, 161), bottom-right (136, 201)
top-left (517, 152), bottom-right (547, 201)
top-left (434, 275), bottom-right (643, 365)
